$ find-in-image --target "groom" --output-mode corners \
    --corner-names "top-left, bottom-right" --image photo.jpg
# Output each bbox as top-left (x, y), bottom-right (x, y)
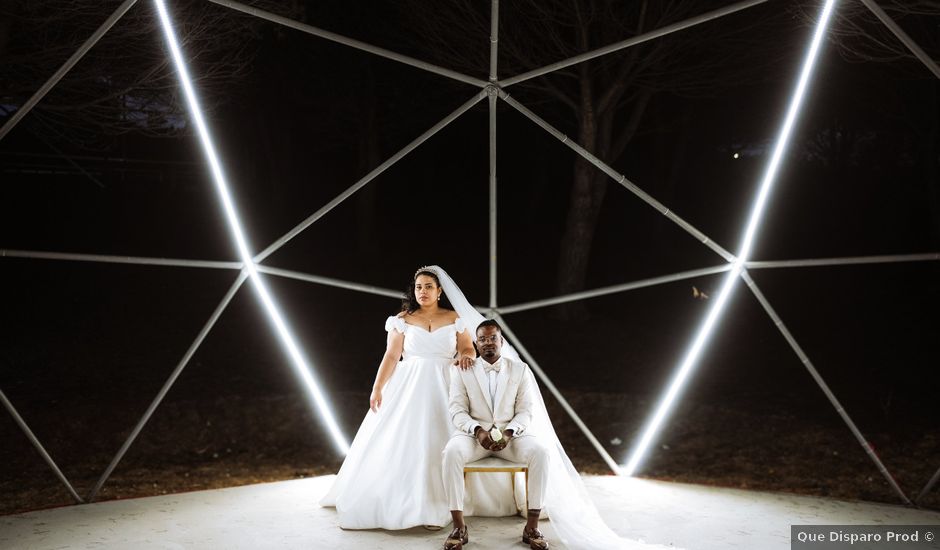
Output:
top-left (441, 319), bottom-right (551, 550)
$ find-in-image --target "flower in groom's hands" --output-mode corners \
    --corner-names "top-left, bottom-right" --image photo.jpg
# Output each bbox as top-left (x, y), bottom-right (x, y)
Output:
top-left (490, 426), bottom-right (503, 443)
top-left (475, 426), bottom-right (494, 449)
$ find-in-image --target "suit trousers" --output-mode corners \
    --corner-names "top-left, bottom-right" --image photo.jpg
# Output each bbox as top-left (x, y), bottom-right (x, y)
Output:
top-left (442, 434), bottom-right (550, 512)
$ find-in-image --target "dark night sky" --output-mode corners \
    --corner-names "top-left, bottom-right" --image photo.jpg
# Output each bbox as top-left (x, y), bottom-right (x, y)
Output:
top-left (1, 0), bottom-right (938, 453)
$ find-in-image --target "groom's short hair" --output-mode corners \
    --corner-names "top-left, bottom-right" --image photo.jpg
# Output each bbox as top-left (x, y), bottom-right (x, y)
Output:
top-left (476, 319), bottom-right (502, 334)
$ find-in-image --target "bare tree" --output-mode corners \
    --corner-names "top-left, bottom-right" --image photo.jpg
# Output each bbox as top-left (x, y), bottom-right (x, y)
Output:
top-left (817, 0), bottom-right (939, 65)
top-left (401, 0), bottom-right (794, 316)
top-left (0, 0), bottom-right (300, 147)
top-left (802, 0), bottom-right (940, 247)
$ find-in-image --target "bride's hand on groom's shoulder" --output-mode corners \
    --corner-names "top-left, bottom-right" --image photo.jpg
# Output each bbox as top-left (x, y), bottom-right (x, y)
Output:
top-left (454, 353), bottom-right (475, 370)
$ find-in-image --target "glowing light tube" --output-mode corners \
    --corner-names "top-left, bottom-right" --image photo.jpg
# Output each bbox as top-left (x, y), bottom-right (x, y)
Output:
top-left (623, 0), bottom-right (837, 476)
top-left (153, 0), bottom-right (349, 454)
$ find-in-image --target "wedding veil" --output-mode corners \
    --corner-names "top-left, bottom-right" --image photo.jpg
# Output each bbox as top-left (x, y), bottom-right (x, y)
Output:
top-left (429, 265), bottom-right (673, 550)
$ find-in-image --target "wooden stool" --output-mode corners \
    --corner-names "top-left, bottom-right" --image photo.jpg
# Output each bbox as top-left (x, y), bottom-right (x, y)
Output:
top-left (463, 456), bottom-right (528, 511)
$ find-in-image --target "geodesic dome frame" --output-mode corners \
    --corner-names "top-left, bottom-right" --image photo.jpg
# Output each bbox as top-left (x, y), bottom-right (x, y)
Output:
top-left (1, 0), bottom-right (938, 507)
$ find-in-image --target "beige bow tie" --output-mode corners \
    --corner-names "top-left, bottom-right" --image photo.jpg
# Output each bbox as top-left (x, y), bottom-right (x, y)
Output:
top-left (483, 363), bottom-right (501, 374)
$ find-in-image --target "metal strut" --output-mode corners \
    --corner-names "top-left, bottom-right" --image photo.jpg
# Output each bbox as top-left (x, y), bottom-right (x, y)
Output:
top-left (739, 269), bottom-right (912, 505)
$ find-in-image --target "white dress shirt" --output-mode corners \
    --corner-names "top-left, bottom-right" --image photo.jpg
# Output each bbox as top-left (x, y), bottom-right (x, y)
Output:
top-left (485, 357), bottom-right (501, 407)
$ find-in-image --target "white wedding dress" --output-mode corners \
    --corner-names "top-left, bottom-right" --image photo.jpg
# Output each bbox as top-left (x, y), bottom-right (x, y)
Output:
top-left (320, 316), bottom-right (518, 529)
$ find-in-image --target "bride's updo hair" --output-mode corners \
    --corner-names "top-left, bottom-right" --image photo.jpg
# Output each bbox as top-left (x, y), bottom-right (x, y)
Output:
top-left (401, 268), bottom-right (452, 313)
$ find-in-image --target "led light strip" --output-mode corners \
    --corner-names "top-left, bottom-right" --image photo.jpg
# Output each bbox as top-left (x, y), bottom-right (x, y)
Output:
top-left (623, 0), bottom-right (838, 476)
top-left (153, 0), bottom-right (349, 454)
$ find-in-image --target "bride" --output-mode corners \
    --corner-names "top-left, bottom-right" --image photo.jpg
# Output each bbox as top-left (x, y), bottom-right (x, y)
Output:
top-left (320, 266), bottom-right (476, 529)
top-left (321, 265), bottom-right (678, 549)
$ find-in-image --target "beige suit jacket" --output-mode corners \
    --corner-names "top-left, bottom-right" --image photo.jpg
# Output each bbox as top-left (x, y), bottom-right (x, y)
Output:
top-left (449, 356), bottom-right (534, 437)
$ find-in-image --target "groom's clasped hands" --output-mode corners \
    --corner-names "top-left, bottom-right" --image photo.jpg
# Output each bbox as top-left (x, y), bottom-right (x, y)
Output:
top-left (474, 425), bottom-right (514, 452)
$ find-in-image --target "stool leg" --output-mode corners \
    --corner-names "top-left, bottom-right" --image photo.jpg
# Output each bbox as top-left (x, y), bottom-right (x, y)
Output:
top-left (525, 469), bottom-right (529, 512)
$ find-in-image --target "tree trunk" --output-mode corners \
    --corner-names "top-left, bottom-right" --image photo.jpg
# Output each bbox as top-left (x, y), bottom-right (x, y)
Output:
top-left (252, 96), bottom-right (289, 222)
top-left (655, 103), bottom-right (690, 243)
top-left (555, 69), bottom-right (608, 320)
top-left (920, 78), bottom-right (940, 294)
top-left (555, 87), bottom-right (652, 319)
top-left (926, 79), bottom-right (939, 250)
top-left (556, 159), bottom-right (609, 305)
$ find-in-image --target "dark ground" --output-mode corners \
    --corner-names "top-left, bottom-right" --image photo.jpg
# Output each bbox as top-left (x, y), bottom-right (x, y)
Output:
top-left (3, 387), bottom-right (938, 518)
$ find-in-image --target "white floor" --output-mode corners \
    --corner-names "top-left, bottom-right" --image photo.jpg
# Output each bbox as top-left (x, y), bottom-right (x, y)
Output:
top-left (2, 475), bottom-right (938, 550)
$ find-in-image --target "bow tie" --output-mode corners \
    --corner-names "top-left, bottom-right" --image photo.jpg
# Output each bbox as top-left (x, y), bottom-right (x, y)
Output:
top-left (483, 363), bottom-right (501, 374)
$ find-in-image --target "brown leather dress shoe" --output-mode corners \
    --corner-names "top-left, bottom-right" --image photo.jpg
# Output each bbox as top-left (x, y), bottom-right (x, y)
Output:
top-left (522, 526), bottom-right (549, 550)
top-left (443, 525), bottom-right (469, 550)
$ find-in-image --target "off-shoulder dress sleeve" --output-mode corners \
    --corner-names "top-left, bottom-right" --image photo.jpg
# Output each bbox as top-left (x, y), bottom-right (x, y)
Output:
top-left (454, 316), bottom-right (469, 334)
top-left (385, 315), bottom-right (406, 334)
